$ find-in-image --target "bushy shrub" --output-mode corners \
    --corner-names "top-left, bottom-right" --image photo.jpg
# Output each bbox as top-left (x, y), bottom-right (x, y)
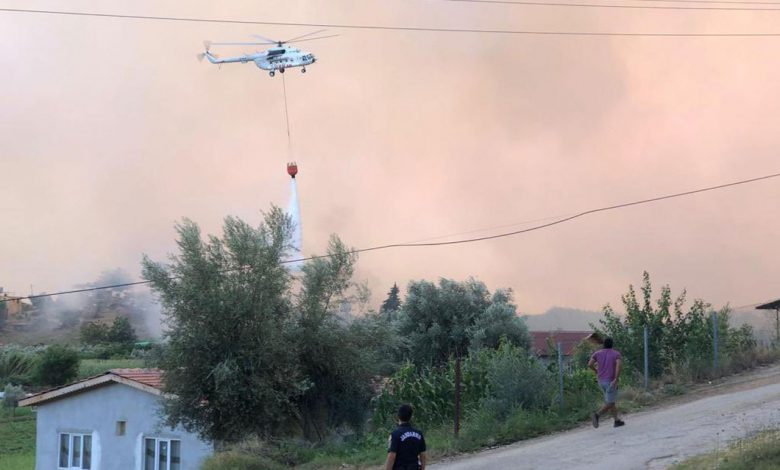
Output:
top-left (0, 346), bottom-right (38, 386)
top-left (2, 383), bottom-right (24, 408)
top-left (33, 345), bottom-right (79, 387)
top-left (481, 341), bottom-right (554, 418)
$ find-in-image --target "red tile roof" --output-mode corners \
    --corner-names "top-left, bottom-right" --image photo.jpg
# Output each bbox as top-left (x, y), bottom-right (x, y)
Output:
top-left (19, 368), bottom-right (165, 407)
top-left (110, 369), bottom-right (164, 390)
top-left (531, 331), bottom-right (597, 356)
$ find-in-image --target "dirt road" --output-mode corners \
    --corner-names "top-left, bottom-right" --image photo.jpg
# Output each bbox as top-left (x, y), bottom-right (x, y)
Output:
top-left (432, 366), bottom-right (780, 469)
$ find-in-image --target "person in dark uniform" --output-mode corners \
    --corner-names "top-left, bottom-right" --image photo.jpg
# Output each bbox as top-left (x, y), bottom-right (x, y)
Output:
top-left (385, 404), bottom-right (427, 470)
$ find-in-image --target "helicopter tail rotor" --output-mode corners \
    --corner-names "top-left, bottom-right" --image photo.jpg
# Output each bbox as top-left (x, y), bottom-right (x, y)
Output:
top-left (197, 41), bottom-right (213, 62)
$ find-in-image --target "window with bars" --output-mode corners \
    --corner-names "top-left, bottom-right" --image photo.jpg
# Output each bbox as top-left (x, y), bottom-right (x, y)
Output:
top-left (58, 433), bottom-right (92, 470)
top-left (144, 437), bottom-right (181, 470)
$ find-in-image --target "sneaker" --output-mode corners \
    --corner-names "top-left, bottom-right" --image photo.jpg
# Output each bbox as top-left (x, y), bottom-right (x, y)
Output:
top-left (592, 413), bottom-right (599, 428)
top-left (614, 419), bottom-right (625, 428)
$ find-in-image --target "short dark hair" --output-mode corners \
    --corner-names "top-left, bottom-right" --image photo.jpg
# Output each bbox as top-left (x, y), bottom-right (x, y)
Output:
top-left (398, 404), bottom-right (413, 422)
top-left (604, 337), bottom-right (614, 349)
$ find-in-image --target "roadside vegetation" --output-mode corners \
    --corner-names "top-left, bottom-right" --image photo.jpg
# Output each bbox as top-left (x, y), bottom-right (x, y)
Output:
top-left (136, 208), bottom-right (778, 469)
top-left (1, 209), bottom-right (777, 469)
top-left (672, 429), bottom-right (780, 470)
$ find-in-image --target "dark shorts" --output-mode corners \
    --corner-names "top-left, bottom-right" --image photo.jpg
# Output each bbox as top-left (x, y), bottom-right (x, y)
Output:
top-left (599, 380), bottom-right (618, 404)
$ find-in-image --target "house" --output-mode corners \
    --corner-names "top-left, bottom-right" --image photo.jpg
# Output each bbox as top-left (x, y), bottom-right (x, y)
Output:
top-left (19, 369), bottom-right (212, 470)
top-left (530, 330), bottom-right (602, 361)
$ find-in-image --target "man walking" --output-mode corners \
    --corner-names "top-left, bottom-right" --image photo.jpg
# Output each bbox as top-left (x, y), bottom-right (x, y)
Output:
top-left (385, 404), bottom-right (427, 470)
top-left (588, 337), bottom-right (625, 428)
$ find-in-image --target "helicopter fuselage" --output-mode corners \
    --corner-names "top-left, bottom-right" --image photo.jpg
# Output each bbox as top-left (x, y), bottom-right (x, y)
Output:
top-left (206, 45), bottom-right (316, 76)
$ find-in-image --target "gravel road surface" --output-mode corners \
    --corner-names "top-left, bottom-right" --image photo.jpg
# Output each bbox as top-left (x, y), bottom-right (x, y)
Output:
top-left (432, 370), bottom-right (780, 469)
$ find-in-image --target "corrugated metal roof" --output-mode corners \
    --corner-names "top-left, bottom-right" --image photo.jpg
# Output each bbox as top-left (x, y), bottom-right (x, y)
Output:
top-left (110, 369), bottom-right (164, 390)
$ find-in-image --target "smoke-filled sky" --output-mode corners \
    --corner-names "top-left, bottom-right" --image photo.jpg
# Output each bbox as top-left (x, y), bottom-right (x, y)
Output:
top-left (1, 0), bottom-right (779, 314)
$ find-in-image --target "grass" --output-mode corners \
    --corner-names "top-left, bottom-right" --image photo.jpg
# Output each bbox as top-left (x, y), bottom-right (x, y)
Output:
top-left (78, 358), bottom-right (145, 378)
top-left (672, 430), bottom-right (780, 470)
top-left (0, 408), bottom-right (35, 470)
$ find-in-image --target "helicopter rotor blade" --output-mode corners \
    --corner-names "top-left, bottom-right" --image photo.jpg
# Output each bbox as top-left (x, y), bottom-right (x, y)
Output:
top-left (196, 52), bottom-right (205, 62)
top-left (210, 41), bottom-right (269, 46)
top-left (282, 29), bottom-right (328, 44)
top-left (203, 40), bottom-right (212, 52)
top-left (251, 34), bottom-right (279, 44)
top-left (287, 34), bottom-right (339, 44)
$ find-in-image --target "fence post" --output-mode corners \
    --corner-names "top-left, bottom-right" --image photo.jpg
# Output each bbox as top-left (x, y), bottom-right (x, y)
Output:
top-left (557, 342), bottom-right (564, 410)
top-left (643, 325), bottom-right (649, 391)
top-left (712, 311), bottom-right (719, 371)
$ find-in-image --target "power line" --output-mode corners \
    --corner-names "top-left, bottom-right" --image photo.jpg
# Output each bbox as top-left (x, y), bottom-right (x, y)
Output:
top-left (3, 171), bottom-right (779, 304)
top-left (440, 0), bottom-right (780, 11)
top-left (634, 0), bottom-right (780, 5)
top-left (4, 7), bottom-right (780, 37)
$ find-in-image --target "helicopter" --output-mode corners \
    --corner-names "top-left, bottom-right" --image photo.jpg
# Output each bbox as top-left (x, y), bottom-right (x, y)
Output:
top-left (197, 30), bottom-right (334, 77)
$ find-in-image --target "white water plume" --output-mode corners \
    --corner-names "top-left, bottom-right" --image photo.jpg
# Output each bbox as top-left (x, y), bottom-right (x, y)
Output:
top-left (286, 177), bottom-right (303, 271)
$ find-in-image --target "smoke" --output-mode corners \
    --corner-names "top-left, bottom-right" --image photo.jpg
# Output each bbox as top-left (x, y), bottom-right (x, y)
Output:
top-left (286, 177), bottom-right (303, 271)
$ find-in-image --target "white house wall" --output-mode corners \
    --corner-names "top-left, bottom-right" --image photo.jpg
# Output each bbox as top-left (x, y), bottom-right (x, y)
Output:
top-left (34, 383), bottom-right (212, 470)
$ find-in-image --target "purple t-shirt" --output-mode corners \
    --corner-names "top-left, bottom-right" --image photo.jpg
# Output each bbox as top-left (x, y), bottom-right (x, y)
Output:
top-left (591, 348), bottom-right (621, 382)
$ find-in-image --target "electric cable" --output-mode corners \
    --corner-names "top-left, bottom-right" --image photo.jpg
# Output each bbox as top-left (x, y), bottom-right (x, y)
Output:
top-left (438, 0), bottom-right (780, 11)
top-left (2, 171), bottom-right (778, 303)
top-left (6, 7), bottom-right (780, 36)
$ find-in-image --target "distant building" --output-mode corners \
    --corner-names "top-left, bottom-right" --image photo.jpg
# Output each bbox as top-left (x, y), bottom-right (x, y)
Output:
top-left (20, 369), bottom-right (212, 470)
top-left (530, 330), bottom-right (602, 362)
top-left (0, 290), bottom-right (24, 317)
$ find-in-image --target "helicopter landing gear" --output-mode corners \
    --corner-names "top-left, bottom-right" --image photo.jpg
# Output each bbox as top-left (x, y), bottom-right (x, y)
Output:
top-left (301, 67), bottom-right (306, 73)
top-left (279, 68), bottom-right (285, 74)
top-left (269, 71), bottom-right (275, 77)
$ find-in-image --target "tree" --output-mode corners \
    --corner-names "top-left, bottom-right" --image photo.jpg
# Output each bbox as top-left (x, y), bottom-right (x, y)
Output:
top-left (107, 316), bottom-right (137, 344)
top-left (293, 236), bottom-right (381, 440)
top-left (142, 208), bottom-right (377, 443)
top-left (380, 283), bottom-right (402, 318)
top-left (398, 279), bottom-right (529, 367)
top-left (80, 322), bottom-right (110, 344)
top-left (468, 290), bottom-right (531, 352)
top-left (143, 209), bottom-right (303, 442)
top-left (33, 345), bottom-right (79, 387)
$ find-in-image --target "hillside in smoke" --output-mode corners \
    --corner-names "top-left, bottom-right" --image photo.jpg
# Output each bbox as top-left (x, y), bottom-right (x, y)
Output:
top-left (0, 269), bottom-right (162, 345)
top-left (522, 307), bottom-right (604, 331)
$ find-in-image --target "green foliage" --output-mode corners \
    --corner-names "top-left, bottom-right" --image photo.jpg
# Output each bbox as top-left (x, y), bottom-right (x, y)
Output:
top-left (0, 347), bottom-right (38, 386)
top-left (374, 342), bottom-right (550, 428)
top-left (143, 209), bottom-right (303, 442)
top-left (2, 384), bottom-right (24, 409)
top-left (295, 237), bottom-right (376, 440)
top-left (0, 406), bottom-right (35, 470)
top-left (79, 322), bottom-right (110, 344)
top-left (143, 209), bottom-right (379, 444)
top-left (107, 316), bottom-right (136, 344)
top-left (672, 430), bottom-right (780, 470)
top-left (398, 279), bottom-right (530, 367)
top-left (33, 345), bottom-right (79, 387)
top-left (380, 283), bottom-right (402, 318)
top-left (468, 291), bottom-right (531, 352)
top-left (596, 272), bottom-right (757, 379)
top-left (480, 341), bottom-right (553, 418)
top-left (80, 317), bottom-right (137, 346)
top-left (77, 358), bottom-right (144, 379)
